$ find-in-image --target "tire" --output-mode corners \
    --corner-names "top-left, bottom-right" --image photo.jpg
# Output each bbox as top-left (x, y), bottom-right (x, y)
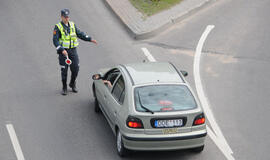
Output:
top-left (116, 129), bottom-right (128, 157)
top-left (92, 83), bottom-right (100, 113)
top-left (192, 145), bottom-right (204, 153)
top-left (92, 83), bottom-right (96, 98)
top-left (94, 98), bottom-right (100, 113)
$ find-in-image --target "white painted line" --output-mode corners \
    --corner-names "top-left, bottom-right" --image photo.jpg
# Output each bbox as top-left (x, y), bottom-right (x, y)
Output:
top-left (207, 126), bottom-right (235, 160)
top-left (6, 124), bottom-right (25, 160)
top-left (194, 25), bottom-right (234, 160)
top-left (141, 48), bottom-right (156, 62)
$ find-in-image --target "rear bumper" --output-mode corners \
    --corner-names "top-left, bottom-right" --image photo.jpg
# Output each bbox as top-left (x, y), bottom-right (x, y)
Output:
top-left (122, 130), bottom-right (206, 151)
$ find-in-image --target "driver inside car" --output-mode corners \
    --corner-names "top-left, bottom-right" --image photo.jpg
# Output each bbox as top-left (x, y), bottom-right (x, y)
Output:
top-left (93, 74), bottom-right (113, 88)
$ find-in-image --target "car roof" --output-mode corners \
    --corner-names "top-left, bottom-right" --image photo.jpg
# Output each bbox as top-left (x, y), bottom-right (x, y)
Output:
top-left (122, 62), bottom-right (184, 85)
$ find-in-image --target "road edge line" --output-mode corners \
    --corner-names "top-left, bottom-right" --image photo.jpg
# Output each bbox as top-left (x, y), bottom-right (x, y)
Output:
top-left (194, 25), bottom-right (234, 160)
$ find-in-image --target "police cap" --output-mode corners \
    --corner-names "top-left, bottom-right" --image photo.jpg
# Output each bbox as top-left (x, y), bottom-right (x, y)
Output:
top-left (61, 9), bottom-right (70, 18)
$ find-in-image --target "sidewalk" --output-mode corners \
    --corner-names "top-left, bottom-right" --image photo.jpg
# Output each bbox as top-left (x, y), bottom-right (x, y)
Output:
top-left (105, 0), bottom-right (211, 39)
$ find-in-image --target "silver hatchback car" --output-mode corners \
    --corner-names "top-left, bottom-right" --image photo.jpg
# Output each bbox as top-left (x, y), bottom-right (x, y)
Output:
top-left (92, 62), bottom-right (206, 156)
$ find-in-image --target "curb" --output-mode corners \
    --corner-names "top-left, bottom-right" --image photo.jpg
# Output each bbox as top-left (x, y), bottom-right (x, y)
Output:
top-left (104, 0), bottom-right (212, 40)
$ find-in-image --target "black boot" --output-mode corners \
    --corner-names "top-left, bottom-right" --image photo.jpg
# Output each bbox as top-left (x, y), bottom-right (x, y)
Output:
top-left (62, 80), bottom-right (67, 95)
top-left (69, 81), bottom-right (78, 93)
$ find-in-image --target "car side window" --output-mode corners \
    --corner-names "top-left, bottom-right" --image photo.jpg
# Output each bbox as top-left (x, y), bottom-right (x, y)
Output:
top-left (119, 88), bottom-right (125, 104)
top-left (112, 75), bottom-right (125, 104)
top-left (104, 69), bottom-right (120, 87)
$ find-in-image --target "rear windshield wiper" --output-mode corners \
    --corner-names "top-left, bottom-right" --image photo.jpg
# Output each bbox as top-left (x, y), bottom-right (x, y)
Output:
top-left (138, 92), bottom-right (154, 114)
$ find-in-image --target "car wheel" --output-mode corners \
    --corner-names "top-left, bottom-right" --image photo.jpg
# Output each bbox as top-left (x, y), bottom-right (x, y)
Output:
top-left (94, 98), bottom-right (100, 113)
top-left (116, 129), bottom-right (128, 157)
top-left (192, 145), bottom-right (204, 152)
top-left (92, 83), bottom-right (100, 113)
top-left (92, 83), bottom-right (96, 98)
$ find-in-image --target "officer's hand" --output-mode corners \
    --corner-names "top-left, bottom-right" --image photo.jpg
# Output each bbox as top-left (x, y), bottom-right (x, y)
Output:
top-left (62, 50), bottom-right (68, 56)
top-left (91, 39), bottom-right (97, 44)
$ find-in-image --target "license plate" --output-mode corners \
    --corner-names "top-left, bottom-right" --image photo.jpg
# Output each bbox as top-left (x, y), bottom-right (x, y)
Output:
top-left (154, 119), bottom-right (183, 128)
top-left (163, 128), bottom-right (178, 134)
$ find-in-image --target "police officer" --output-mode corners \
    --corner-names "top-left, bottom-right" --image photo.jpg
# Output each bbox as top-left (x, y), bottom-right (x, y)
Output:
top-left (53, 9), bottom-right (97, 95)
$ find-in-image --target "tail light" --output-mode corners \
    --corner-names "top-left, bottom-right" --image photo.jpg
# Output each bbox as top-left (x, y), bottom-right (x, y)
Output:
top-left (193, 113), bottom-right (205, 126)
top-left (126, 116), bottom-right (144, 129)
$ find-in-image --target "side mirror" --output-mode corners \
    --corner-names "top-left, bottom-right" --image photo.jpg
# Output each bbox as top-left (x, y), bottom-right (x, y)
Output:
top-left (180, 70), bottom-right (188, 77)
top-left (92, 74), bottom-right (102, 80)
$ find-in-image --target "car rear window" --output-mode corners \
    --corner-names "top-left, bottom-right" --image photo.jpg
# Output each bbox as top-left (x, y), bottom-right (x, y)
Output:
top-left (134, 85), bottom-right (197, 112)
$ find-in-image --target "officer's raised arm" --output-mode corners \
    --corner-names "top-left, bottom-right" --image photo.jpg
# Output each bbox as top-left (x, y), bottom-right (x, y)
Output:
top-left (75, 24), bottom-right (97, 44)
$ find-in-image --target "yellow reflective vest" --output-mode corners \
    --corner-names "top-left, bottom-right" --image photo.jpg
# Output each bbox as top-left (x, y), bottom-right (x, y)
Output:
top-left (56, 21), bottom-right (79, 48)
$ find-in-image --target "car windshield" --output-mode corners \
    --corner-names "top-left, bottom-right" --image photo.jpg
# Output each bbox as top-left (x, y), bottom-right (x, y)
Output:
top-left (134, 85), bottom-right (197, 112)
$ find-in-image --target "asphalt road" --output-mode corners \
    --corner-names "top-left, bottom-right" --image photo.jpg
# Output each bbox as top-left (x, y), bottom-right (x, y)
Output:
top-left (0, 0), bottom-right (269, 160)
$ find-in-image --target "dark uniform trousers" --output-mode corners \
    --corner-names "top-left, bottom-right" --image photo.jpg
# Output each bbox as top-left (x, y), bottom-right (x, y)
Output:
top-left (58, 48), bottom-right (79, 85)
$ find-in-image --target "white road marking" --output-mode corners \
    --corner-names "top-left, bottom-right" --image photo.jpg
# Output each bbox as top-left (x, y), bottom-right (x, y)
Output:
top-left (142, 48), bottom-right (156, 62)
top-left (194, 25), bottom-right (234, 160)
top-left (6, 124), bottom-right (25, 160)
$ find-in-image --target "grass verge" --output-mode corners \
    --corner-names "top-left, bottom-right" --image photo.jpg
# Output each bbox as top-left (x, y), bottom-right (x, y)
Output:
top-left (129, 0), bottom-right (182, 16)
